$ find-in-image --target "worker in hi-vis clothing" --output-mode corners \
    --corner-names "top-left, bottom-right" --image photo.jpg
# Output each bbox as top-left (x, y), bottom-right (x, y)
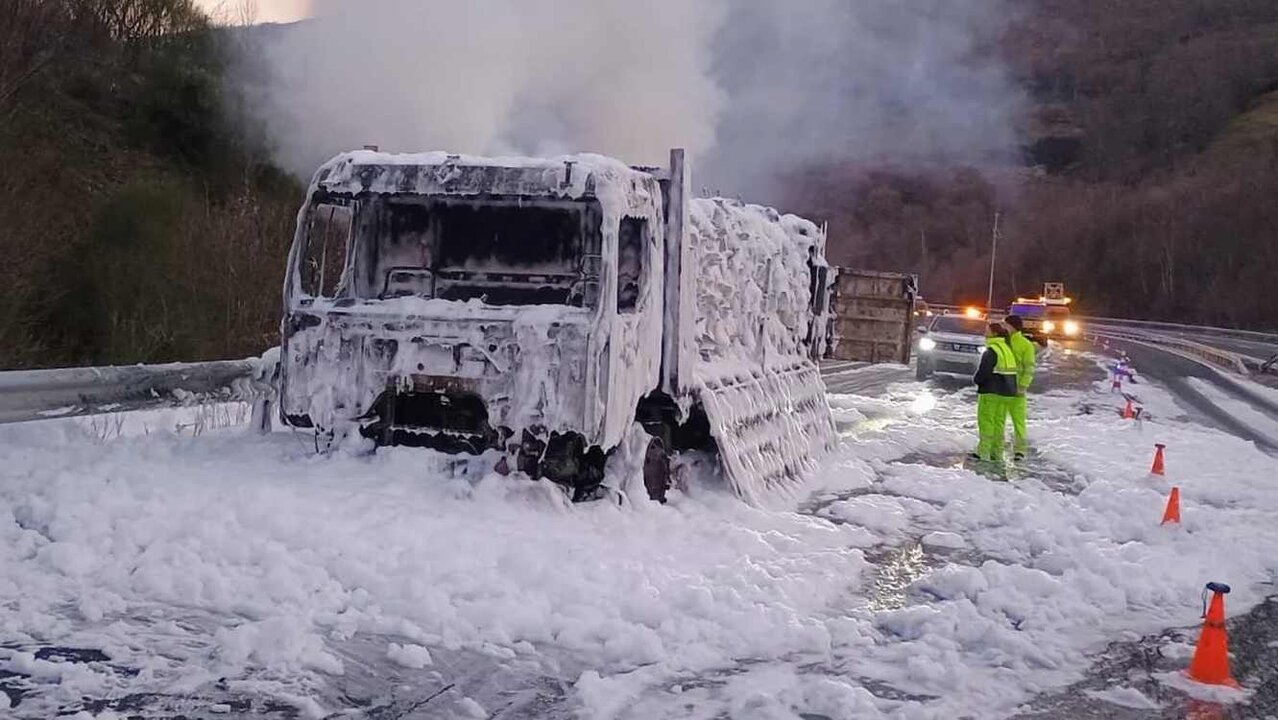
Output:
top-left (971, 323), bottom-right (1020, 463)
top-left (1003, 314), bottom-right (1037, 460)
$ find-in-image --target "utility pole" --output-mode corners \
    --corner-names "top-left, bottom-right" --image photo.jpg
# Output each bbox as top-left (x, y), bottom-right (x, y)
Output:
top-left (986, 212), bottom-right (1000, 310)
top-left (919, 228), bottom-right (927, 273)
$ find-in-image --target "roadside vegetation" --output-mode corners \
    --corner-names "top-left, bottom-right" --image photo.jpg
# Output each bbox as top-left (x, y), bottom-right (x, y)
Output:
top-left (786, 0), bottom-right (1278, 329)
top-left (0, 0), bottom-right (299, 369)
top-left (2, 0), bottom-right (1275, 370)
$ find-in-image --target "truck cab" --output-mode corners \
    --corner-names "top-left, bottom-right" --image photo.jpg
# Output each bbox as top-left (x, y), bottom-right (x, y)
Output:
top-left (278, 149), bottom-right (836, 505)
top-left (280, 151), bottom-right (669, 496)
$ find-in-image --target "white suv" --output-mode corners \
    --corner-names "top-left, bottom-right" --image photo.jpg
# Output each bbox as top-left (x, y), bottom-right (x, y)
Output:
top-left (916, 314), bottom-right (989, 380)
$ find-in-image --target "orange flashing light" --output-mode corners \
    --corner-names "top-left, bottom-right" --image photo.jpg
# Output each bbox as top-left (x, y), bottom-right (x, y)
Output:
top-left (963, 306), bottom-right (983, 319)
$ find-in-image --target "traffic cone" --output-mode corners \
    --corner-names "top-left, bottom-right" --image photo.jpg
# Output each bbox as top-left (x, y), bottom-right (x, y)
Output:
top-left (1112, 376), bottom-right (1122, 392)
top-left (1150, 443), bottom-right (1166, 476)
top-left (1121, 399), bottom-right (1135, 419)
top-left (1187, 582), bottom-right (1239, 687)
top-left (1161, 486), bottom-right (1180, 524)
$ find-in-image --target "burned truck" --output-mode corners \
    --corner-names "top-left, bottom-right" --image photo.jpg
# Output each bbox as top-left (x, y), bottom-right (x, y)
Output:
top-left (278, 148), bottom-right (835, 505)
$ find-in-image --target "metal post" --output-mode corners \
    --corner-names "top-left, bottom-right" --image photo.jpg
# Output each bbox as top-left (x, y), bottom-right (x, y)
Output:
top-left (920, 228), bottom-right (927, 272)
top-left (661, 148), bottom-right (692, 397)
top-left (986, 212), bottom-right (1000, 310)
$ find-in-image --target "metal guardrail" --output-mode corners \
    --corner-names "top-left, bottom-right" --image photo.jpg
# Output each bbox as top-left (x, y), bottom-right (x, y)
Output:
top-left (1077, 316), bottom-right (1278, 344)
top-left (0, 354), bottom-right (276, 426)
top-left (927, 303), bottom-right (1278, 342)
top-left (3, 307), bottom-right (1271, 426)
top-left (1089, 326), bottom-right (1251, 375)
top-left (926, 302), bottom-right (1275, 375)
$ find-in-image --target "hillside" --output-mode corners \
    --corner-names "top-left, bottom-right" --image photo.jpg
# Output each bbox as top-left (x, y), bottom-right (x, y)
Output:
top-left (3, 0), bottom-right (1276, 373)
top-left (0, 0), bottom-right (300, 369)
top-left (1211, 90), bottom-right (1278, 155)
top-left (783, 0), bottom-right (1278, 328)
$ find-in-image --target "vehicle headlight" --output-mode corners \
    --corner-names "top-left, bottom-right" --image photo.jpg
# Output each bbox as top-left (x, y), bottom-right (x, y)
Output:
top-left (1063, 320), bottom-right (1080, 336)
top-left (1042, 320), bottom-right (1057, 333)
top-left (918, 337), bottom-right (936, 351)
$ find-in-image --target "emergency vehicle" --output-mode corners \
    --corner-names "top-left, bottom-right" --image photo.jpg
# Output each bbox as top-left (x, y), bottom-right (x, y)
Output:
top-left (1008, 282), bottom-right (1079, 340)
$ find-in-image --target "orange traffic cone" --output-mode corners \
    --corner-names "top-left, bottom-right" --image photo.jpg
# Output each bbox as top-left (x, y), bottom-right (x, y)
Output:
top-left (1187, 582), bottom-right (1239, 687)
top-left (1112, 376), bottom-right (1122, 392)
top-left (1161, 486), bottom-right (1180, 524)
top-left (1150, 443), bottom-right (1166, 476)
top-left (1121, 399), bottom-right (1135, 420)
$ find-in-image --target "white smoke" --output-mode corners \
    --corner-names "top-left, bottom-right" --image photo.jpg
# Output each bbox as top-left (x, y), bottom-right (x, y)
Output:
top-left (701, 0), bottom-right (1021, 197)
top-left (252, 0), bottom-right (726, 175)
top-left (244, 0), bottom-right (1019, 198)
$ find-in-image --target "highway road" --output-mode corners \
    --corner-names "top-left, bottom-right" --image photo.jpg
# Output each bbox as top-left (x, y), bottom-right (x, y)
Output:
top-left (1104, 337), bottom-right (1278, 451)
top-left (822, 339), bottom-right (1278, 720)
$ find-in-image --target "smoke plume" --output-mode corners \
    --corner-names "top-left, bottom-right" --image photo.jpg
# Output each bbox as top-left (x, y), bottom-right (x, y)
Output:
top-left (703, 0), bottom-right (1021, 198)
top-left (245, 0), bottom-right (1019, 199)
top-left (251, 0), bottom-right (725, 176)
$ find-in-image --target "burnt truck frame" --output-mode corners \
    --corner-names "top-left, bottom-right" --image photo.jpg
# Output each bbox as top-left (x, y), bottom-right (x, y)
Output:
top-left (279, 149), bottom-right (834, 504)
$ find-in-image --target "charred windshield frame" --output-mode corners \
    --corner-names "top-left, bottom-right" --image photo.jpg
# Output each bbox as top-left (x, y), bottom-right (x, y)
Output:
top-left (332, 194), bottom-right (604, 308)
top-left (299, 198), bottom-right (355, 299)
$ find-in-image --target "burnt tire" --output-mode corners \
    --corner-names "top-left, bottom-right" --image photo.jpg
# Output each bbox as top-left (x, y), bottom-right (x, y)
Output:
top-left (642, 435), bottom-right (672, 503)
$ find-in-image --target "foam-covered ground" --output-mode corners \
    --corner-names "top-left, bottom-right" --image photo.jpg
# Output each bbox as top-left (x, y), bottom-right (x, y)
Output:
top-left (2, 353), bottom-right (1277, 719)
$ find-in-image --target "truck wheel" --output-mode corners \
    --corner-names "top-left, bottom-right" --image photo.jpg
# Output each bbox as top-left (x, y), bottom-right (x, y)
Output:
top-left (642, 435), bottom-right (671, 503)
top-left (312, 427), bottom-right (337, 453)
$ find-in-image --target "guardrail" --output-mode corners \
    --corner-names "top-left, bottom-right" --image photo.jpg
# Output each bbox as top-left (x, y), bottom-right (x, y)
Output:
top-left (925, 302), bottom-right (1275, 374)
top-left (1088, 326), bottom-right (1251, 375)
top-left (1076, 316), bottom-right (1278, 344)
top-left (3, 307), bottom-right (1271, 427)
top-left (0, 352), bottom-right (277, 426)
top-left (925, 303), bottom-right (1278, 343)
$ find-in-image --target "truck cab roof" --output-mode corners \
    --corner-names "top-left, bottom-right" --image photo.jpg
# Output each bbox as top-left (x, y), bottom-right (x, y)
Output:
top-left (311, 149), bottom-right (656, 204)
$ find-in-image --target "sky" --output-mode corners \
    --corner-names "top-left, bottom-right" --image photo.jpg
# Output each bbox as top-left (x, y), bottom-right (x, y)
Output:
top-left (197, 0), bottom-right (311, 24)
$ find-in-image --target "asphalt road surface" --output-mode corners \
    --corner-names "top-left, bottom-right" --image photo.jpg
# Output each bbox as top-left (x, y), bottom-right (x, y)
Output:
top-left (1017, 337), bottom-right (1278, 718)
top-left (1204, 335), bottom-right (1278, 361)
top-left (1103, 338), bottom-right (1278, 452)
top-left (1143, 330), bottom-right (1278, 362)
top-left (894, 339), bottom-right (1278, 719)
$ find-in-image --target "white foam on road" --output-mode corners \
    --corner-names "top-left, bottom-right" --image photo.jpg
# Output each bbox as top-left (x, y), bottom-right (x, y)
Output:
top-left (1, 401), bottom-right (252, 444)
top-left (1186, 377), bottom-right (1278, 448)
top-left (3, 354), bottom-right (1278, 719)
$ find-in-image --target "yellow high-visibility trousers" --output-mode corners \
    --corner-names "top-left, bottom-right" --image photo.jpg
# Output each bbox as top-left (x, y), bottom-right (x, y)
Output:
top-left (1009, 393), bottom-right (1028, 455)
top-left (976, 394), bottom-right (1009, 462)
